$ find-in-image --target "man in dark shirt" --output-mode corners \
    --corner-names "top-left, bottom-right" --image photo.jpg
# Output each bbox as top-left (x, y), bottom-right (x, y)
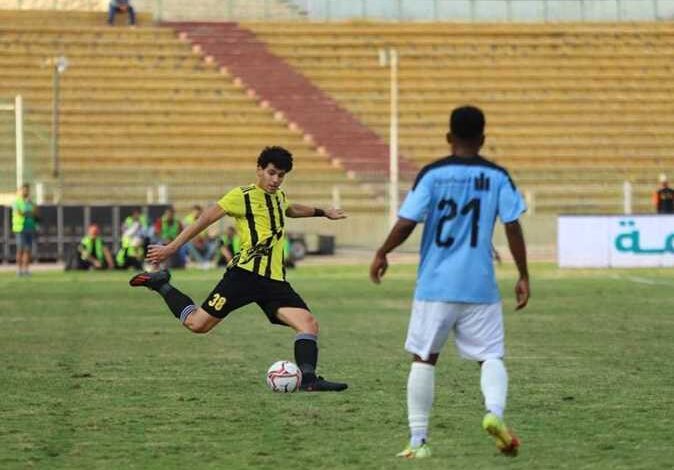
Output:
top-left (653, 174), bottom-right (674, 214)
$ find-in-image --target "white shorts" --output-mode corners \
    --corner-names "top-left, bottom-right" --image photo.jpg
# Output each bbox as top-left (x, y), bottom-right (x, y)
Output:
top-left (405, 300), bottom-right (504, 362)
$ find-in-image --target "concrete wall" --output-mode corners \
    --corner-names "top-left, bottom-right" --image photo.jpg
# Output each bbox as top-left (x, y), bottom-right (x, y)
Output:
top-left (293, 0), bottom-right (674, 22)
top-left (0, 0), bottom-right (306, 21)
top-left (4, 0), bottom-right (674, 22)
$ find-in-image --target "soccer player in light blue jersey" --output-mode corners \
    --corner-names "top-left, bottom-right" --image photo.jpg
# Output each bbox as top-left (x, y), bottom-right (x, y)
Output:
top-left (370, 106), bottom-right (530, 459)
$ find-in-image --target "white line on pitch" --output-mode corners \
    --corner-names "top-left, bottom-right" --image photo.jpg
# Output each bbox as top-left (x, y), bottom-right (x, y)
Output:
top-left (615, 275), bottom-right (674, 286)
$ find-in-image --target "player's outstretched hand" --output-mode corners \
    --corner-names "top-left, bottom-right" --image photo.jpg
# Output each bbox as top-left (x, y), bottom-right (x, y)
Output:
top-left (146, 244), bottom-right (174, 265)
top-left (325, 208), bottom-right (347, 220)
top-left (514, 277), bottom-right (530, 310)
top-left (369, 252), bottom-right (388, 284)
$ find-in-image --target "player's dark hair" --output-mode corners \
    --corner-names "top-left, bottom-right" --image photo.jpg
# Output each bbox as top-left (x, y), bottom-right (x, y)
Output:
top-left (450, 106), bottom-right (485, 142)
top-left (257, 146), bottom-right (293, 172)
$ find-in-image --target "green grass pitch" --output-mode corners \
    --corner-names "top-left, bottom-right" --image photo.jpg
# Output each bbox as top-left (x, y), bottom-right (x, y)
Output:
top-left (1, 263), bottom-right (673, 469)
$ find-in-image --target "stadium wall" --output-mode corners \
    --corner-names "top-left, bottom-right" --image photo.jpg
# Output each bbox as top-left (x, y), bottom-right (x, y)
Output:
top-left (3, 0), bottom-right (674, 22)
top-left (292, 0), bottom-right (674, 22)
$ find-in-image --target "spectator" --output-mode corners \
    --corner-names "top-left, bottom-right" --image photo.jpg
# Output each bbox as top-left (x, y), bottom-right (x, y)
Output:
top-left (116, 236), bottom-right (144, 270)
top-left (154, 206), bottom-right (182, 244)
top-left (122, 208), bottom-right (148, 241)
top-left (108, 0), bottom-right (136, 26)
top-left (653, 173), bottom-right (674, 214)
top-left (77, 224), bottom-right (114, 270)
top-left (153, 206), bottom-right (184, 268)
top-left (217, 225), bottom-right (241, 267)
top-left (123, 207), bottom-right (149, 248)
top-left (183, 205), bottom-right (218, 268)
top-left (116, 208), bottom-right (148, 270)
top-left (182, 205), bottom-right (202, 227)
top-left (12, 183), bottom-right (38, 277)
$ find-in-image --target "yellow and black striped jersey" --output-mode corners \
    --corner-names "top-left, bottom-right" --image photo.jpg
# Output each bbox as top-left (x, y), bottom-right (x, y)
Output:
top-left (217, 184), bottom-right (290, 281)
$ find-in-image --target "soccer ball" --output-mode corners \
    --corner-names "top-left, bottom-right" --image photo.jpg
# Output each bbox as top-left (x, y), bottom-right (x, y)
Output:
top-left (266, 360), bottom-right (302, 393)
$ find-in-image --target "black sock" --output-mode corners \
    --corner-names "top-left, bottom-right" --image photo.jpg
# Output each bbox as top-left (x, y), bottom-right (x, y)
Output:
top-left (157, 283), bottom-right (196, 322)
top-left (295, 333), bottom-right (318, 383)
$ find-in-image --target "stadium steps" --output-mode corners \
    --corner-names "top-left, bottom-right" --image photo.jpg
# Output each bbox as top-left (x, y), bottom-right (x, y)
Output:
top-left (0, 10), bottom-right (380, 212)
top-left (164, 21), bottom-right (417, 178)
top-left (245, 21), bottom-right (674, 214)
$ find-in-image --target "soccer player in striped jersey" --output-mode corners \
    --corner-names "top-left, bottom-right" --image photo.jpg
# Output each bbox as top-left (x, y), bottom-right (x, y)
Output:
top-left (130, 146), bottom-right (348, 392)
top-left (370, 106), bottom-right (529, 458)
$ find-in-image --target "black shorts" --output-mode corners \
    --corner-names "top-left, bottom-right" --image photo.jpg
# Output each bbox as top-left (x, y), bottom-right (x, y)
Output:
top-left (201, 267), bottom-right (309, 325)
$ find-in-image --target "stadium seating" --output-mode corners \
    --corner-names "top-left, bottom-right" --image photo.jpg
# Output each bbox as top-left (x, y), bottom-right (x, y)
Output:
top-left (245, 21), bottom-right (674, 213)
top-left (0, 10), bottom-right (382, 213)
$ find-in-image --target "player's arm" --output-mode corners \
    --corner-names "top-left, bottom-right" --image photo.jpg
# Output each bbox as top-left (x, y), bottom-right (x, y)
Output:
top-left (286, 203), bottom-right (346, 220)
top-left (147, 204), bottom-right (226, 264)
top-left (370, 217), bottom-right (417, 284)
top-left (504, 220), bottom-right (530, 310)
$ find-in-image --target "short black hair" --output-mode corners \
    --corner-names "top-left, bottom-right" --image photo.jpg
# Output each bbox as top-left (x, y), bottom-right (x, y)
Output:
top-left (257, 146), bottom-right (293, 172)
top-left (450, 106), bottom-right (485, 141)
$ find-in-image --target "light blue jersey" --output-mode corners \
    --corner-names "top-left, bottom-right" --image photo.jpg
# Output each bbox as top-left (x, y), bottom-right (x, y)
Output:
top-left (399, 155), bottom-right (526, 303)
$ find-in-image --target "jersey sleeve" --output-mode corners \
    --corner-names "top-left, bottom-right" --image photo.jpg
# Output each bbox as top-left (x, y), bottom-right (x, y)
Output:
top-left (497, 174), bottom-right (527, 224)
top-left (398, 172), bottom-right (432, 222)
top-left (217, 188), bottom-right (244, 217)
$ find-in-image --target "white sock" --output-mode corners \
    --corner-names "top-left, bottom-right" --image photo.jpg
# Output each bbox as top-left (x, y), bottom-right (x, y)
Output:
top-left (480, 358), bottom-right (508, 419)
top-left (407, 362), bottom-right (435, 447)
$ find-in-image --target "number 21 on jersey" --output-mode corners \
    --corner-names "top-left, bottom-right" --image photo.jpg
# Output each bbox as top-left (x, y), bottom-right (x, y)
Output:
top-left (435, 197), bottom-right (481, 248)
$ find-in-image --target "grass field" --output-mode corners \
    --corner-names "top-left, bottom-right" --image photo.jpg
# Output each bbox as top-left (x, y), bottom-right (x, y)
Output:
top-left (1, 262), bottom-right (673, 469)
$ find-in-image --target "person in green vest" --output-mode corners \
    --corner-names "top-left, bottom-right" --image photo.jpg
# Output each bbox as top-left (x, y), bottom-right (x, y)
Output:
top-left (182, 205), bottom-right (202, 227)
top-left (115, 235), bottom-right (144, 270)
top-left (217, 225), bottom-right (241, 267)
top-left (12, 183), bottom-right (38, 277)
top-left (116, 208), bottom-right (148, 270)
top-left (152, 206), bottom-right (184, 268)
top-left (77, 224), bottom-right (114, 270)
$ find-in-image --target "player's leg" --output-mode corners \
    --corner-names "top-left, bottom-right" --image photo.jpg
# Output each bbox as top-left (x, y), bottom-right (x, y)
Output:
top-left (129, 269), bottom-right (201, 325)
top-left (129, 269), bottom-right (221, 334)
top-left (276, 306), bottom-right (319, 380)
top-left (130, 268), bottom-right (254, 333)
top-left (15, 234), bottom-right (24, 275)
top-left (181, 307), bottom-right (221, 333)
top-left (395, 353), bottom-right (437, 459)
top-left (263, 278), bottom-right (346, 392)
top-left (454, 302), bottom-right (519, 455)
top-left (25, 233), bottom-right (33, 274)
top-left (107, 4), bottom-right (116, 25)
top-left (397, 300), bottom-right (456, 459)
top-left (127, 5), bottom-right (136, 25)
top-left (275, 307), bottom-right (347, 392)
top-left (18, 248), bottom-right (26, 275)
